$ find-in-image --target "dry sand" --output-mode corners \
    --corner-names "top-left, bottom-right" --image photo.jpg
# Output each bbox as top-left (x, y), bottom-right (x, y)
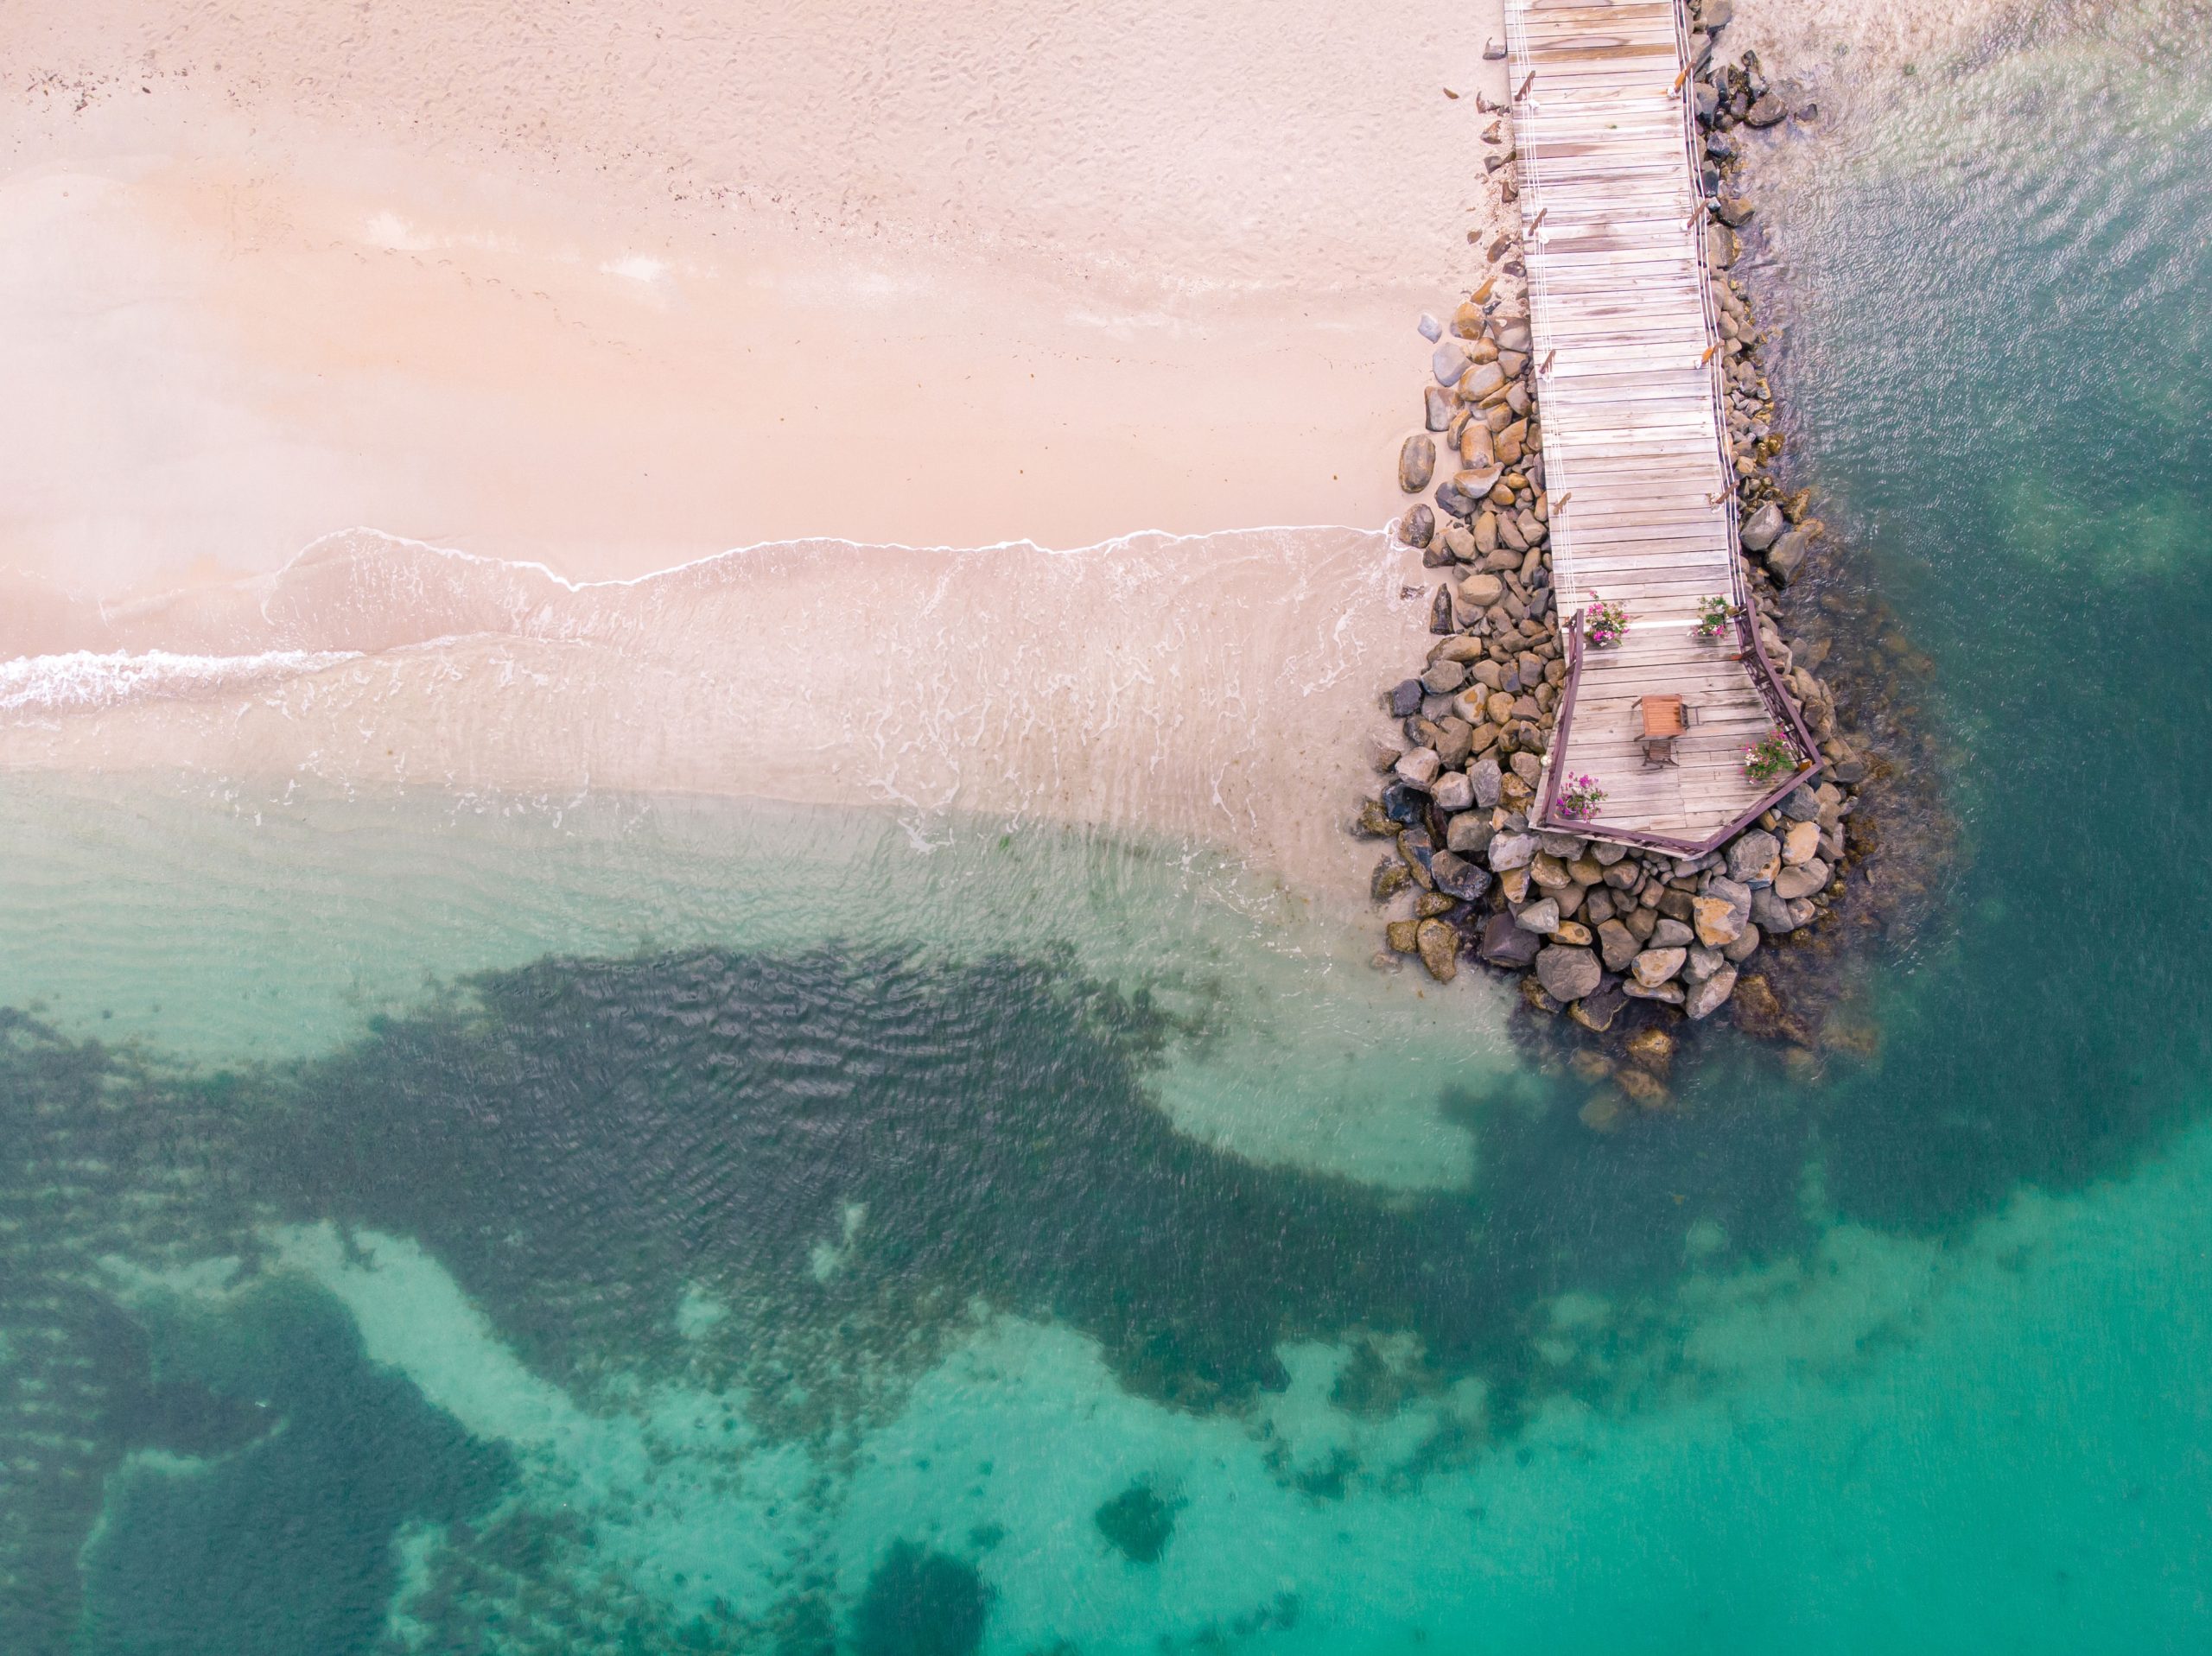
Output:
top-left (2, 0), bottom-right (1519, 599)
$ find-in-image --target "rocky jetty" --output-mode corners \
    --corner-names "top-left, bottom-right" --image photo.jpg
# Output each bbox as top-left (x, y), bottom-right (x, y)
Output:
top-left (1357, 0), bottom-right (1897, 1098)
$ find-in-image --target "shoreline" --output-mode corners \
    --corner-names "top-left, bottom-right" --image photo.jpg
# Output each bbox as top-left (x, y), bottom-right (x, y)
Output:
top-left (1361, 0), bottom-right (1930, 1097)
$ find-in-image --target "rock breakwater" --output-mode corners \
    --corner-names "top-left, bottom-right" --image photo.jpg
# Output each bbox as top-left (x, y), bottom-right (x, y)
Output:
top-left (1358, 0), bottom-right (1913, 1101)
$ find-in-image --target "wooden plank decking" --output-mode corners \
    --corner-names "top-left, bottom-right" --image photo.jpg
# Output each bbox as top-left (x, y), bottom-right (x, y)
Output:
top-left (1506, 0), bottom-right (1777, 844)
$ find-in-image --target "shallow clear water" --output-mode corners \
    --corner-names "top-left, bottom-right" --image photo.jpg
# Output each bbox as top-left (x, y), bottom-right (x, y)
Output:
top-left (7, 4), bottom-right (2212, 1651)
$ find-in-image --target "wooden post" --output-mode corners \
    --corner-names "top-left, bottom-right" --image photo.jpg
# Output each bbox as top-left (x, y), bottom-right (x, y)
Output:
top-left (1686, 200), bottom-right (1706, 230)
top-left (1516, 71), bottom-right (1535, 101)
top-left (1541, 348), bottom-right (1556, 375)
top-left (1671, 64), bottom-right (1691, 94)
top-left (1700, 341), bottom-right (1719, 365)
top-left (1529, 206), bottom-right (1548, 233)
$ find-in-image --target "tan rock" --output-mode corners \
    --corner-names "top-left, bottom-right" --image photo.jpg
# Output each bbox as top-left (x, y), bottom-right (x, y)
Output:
top-left (1416, 919), bottom-right (1459, 982)
top-left (1386, 919), bottom-right (1421, 953)
top-left (1692, 895), bottom-right (1745, 948)
top-left (1632, 947), bottom-right (1688, 987)
top-left (1498, 866), bottom-right (1532, 904)
top-left (1782, 820), bottom-right (1821, 866)
top-left (1529, 853), bottom-right (1573, 891)
top-left (1615, 1067), bottom-right (1670, 1108)
top-left (1551, 921), bottom-right (1592, 946)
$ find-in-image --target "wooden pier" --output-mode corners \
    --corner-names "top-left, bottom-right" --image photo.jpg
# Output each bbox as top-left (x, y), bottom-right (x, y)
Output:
top-left (1506, 0), bottom-right (1817, 851)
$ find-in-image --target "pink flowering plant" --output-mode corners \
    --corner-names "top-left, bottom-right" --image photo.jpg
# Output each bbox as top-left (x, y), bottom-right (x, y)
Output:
top-left (1584, 597), bottom-right (1629, 648)
top-left (1556, 773), bottom-right (1605, 822)
top-left (1742, 725), bottom-right (1800, 785)
top-left (1694, 594), bottom-right (1736, 639)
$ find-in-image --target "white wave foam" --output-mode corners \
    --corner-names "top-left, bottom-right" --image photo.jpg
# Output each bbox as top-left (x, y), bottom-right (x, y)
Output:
top-left (0, 649), bottom-right (360, 716)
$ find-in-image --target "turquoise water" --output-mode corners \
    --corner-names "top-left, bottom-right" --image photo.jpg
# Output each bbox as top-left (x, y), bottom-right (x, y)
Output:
top-left (7, 4), bottom-right (2212, 1649)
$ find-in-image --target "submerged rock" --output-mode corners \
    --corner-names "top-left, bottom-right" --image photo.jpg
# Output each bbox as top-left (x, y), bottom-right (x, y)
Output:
top-left (1096, 1481), bottom-right (1183, 1564)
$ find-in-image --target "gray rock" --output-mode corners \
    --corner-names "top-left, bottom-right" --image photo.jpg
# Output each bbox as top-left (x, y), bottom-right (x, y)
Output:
top-left (1535, 945), bottom-right (1604, 1004)
top-left (1597, 918), bottom-right (1642, 974)
top-left (1510, 751), bottom-right (1544, 786)
top-left (1778, 786), bottom-right (1821, 822)
top-left (1478, 911), bottom-right (1543, 968)
top-left (1433, 478), bottom-right (1480, 519)
top-left (1365, 733), bottom-right (1405, 773)
top-left (1767, 527), bottom-right (1813, 585)
top-left (1537, 832), bottom-right (1587, 859)
top-left (1425, 385), bottom-right (1452, 432)
top-left (1714, 195), bottom-right (1755, 228)
top-left (1432, 770), bottom-right (1474, 812)
top-left (1516, 897), bottom-right (1561, 936)
top-left (1430, 849), bottom-right (1493, 902)
top-left (1740, 501), bottom-right (1785, 552)
top-left (1750, 887), bottom-right (1796, 934)
top-left (1726, 829), bottom-right (1782, 885)
top-left (1497, 320), bottom-right (1532, 353)
top-left (1418, 312), bottom-right (1442, 342)
top-left (1488, 831), bottom-right (1539, 871)
top-left (1631, 947), bottom-right (1688, 987)
top-left (1591, 839), bottom-right (1630, 866)
top-left (1744, 92), bottom-right (1787, 128)
top-left (1788, 896), bottom-right (1818, 928)
top-left (1701, 0), bottom-right (1735, 29)
top-left (1389, 679), bottom-right (1425, 718)
top-left (1421, 659), bottom-right (1469, 695)
top-left (1440, 522), bottom-right (1478, 562)
top-left (1446, 812), bottom-right (1494, 857)
top-left (1395, 747), bottom-right (1441, 788)
top-left (1400, 434), bottom-right (1437, 493)
top-left (1398, 504), bottom-right (1435, 549)
top-left (1469, 756), bottom-right (1503, 809)
top-left (1684, 964), bottom-right (1738, 1020)
top-left (1723, 925), bottom-right (1762, 964)
top-left (1683, 944), bottom-right (1724, 984)
top-left (1772, 859), bottom-right (1829, 901)
top-left (1433, 341), bottom-right (1472, 386)
top-left (1649, 917), bottom-right (1695, 950)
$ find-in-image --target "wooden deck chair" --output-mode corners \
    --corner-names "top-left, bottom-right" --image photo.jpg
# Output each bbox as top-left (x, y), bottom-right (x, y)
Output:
top-left (1638, 694), bottom-right (1693, 767)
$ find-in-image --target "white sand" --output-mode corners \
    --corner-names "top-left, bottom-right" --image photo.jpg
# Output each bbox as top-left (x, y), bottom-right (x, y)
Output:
top-left (2, 0), bottom-right (1516, 596)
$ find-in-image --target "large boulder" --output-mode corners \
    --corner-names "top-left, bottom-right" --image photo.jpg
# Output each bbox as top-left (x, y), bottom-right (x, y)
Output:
top-left (1470, 756), bottom-right (1503, 809)
top-left (1740, 501), bottom-right (1785, 552)
top-left (1767, 527), bottom-right (1814, 585)
top-left (1596, 918), bottom-right (1642, 973)
top-left (1750, 886), bottom-right (1797, 934)
top-left (1395, 747), bottom-right (1441, 788)
top-left (1478, 911), bottom-right (1544, 968)
top-left (1726, 829), bottom-right (1782, 885)
top-left (1684, 964), bottom-right (1739, 1020)
top-left (1781, 819), bottom-right (1821, 864)
top-left (1772, 859), bottom-right (1830, 901)
top-left (1446, 812), bottom-right (1495, 857)
top-left (1416, 919), bottom-right (1459, 982)
top-left (1535, 945), bottom-right (1604, 1004)
top-left (1430, 850), bottom-right (1493, 902)
top-left (1400, 435), bottom-right (1437, 492)
top-left (1744, 92), bottom-right (1788, 127)
top-left (1459, 361), bottom-right (1507, 402)
top-left (1487, 831), bottom-right (1539, 871)
top-left (1432, 341), bottom-right (1471, 386)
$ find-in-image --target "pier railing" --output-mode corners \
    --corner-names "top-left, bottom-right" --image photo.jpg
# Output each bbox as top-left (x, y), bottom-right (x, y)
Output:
top-left (1516, 0), bottom-right (1821, 852)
